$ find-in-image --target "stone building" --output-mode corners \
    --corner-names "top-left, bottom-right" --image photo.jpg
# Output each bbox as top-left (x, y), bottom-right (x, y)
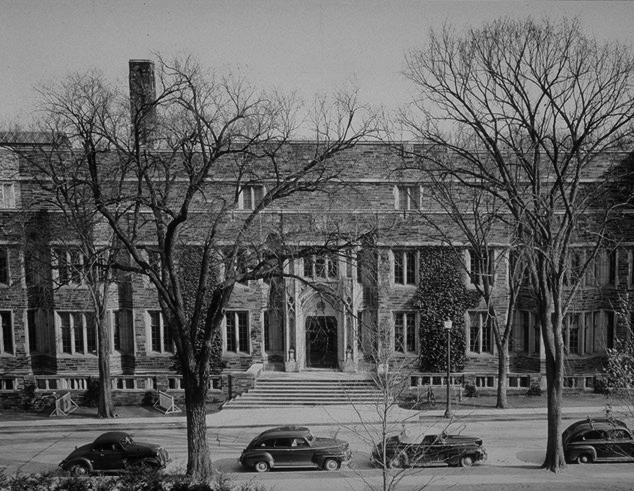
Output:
top-left (0, 60), bottom-right (632, 405)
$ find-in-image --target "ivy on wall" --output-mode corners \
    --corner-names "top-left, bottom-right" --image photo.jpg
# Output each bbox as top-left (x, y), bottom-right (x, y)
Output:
top-left (412, 247), bottom-right (480, 372)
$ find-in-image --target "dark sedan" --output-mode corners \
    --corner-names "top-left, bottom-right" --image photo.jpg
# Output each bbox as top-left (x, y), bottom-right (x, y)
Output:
top-left (59, 431), bottom-right (169, 475)
top-left (563, 418), bottom-right (634, 464)
top-left (240, 426), bottom-right (352, 472)
top-left (371, 432), bottom-right (487, 468)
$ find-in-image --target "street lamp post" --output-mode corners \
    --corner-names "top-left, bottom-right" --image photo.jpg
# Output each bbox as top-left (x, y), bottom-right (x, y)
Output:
top-left (443, 319), bottom-right (453, 419)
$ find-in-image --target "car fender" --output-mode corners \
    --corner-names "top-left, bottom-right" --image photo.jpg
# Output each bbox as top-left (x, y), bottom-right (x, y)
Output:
top-left (313, 451), bottom-right (345, 466)
top-left (567, 445), bottom-right (597, 462)
top-left (243, 451), bottom-right (275, 468)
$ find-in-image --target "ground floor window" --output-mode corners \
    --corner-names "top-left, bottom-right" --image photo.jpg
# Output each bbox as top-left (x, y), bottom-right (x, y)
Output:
top-left (468, 311), bottom-right (493, 354)
top-left (58, 312), bottom-right (96, 355)
top-left (225, 311), bottom-right (250, 353)
top-left (0, 311), bottom-right (13, 354)
top-left (393, 311), bottom-right (416, 353)
top-left (148, 311), bottom-right (173, 353)
top-left (565, 311), bottom-right (614, 354)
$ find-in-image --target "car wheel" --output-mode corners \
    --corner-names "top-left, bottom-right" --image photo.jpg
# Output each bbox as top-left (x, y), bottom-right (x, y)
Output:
top-left (389, 452), bottom-right (408, 468)
top-left (69, 463), bottom-right (90, 476)
top-left (323, 458), bottom-right (340, 471)
top-left (576, 454), bottom-right (593, 464)
top-left (459, 455), bottom-right (474, 467)
top-left (254, 461), bottom-right (270, 473)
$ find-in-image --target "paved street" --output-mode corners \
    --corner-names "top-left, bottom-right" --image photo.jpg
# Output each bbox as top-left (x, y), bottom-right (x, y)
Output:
top-left (3, 416), bottom-right (634, 490)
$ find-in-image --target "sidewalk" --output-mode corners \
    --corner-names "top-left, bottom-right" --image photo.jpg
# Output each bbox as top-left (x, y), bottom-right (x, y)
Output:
top-left (0, 402), bottom-right (626, 432)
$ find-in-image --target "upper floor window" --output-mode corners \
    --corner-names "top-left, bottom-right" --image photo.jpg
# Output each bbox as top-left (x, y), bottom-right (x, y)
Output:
top-left (393, 249), bottom-right (416, 285)
top-left (467, 248), bottom-right (495, 286)
top-left (239, 184), bottom-right (265, 210)
top-left (468, 311), bottom-right (493, 354)
top-left (585, 250), bottom-right (617, 287)
top-left (148, 310), bottom-right (173, 353)
top-left (394, 185), bottom-right (421, 210)
top-left (0, 247), bottom-right (8, 286)
top-left (394, 312), bottom-right (416, 353)
top-left (303, 254), bottom-right (338, 280)
top-left (52, 247), bottom-right (88, 286)
top-left (225, 310), bottom-right (250, 354)
top-left (0, 183), bottom-right (15, 209)
top-left (0, 311), bottom-right (13, 355)
top-left (58, 312), bottom-right (96, 355)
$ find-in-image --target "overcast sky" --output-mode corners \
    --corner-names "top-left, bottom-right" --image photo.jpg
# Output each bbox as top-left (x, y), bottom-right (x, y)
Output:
top-left (1, 0), bottom-right (633, 126)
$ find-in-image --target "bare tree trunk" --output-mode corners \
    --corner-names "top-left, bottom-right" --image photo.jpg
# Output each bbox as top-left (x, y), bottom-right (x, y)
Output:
top-left (543, 346), bottom-right (565, 471)
top-left (185, 374), bottom-right (213, 481)
top-left (496, 343), bottom-right (508, 409)
top-left (97, 307), bottom-right (115, 418)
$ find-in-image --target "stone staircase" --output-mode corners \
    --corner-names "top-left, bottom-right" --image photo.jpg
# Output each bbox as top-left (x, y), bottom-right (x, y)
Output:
top-left (223, 371), bottom-right (383, 408)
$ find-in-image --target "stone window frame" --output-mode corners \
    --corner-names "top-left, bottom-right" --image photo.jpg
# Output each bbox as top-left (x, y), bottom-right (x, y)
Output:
top-left (51, 246), bottom-right (90, 287)
top-left (392, 249), bottom-right (417, 286)
top-left (0, 246), bottom-right (9, 286)
top-left (238, 184), bottom-right (266, 210)
top-left (467, 310), bottom-right (494, 355)
top-left (111, 309), bottom-right (133, 354)
top-left (465, 248), bottom-right (496, 288)
top-left (393, 184), bottom-right (422, 211)
top-left (303, 254), bottom-right (339, 280)
top-left (224, 310), bottom-right (250, 355)
top-left (57, 311), bottom-right (97, 356)
top-left (0, 182), bottom-right (16, 209)
top-left (393, 311), bottom-right (417, 354)
top-left (563, 310), bottom-right (614, 355)
top-left (0, 311), bottom-right (14, 355)
top-left (146, 310), bottom-right (174, 355)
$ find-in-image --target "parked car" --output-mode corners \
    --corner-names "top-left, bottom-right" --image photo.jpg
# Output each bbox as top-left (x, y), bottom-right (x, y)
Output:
top-left (59, 431), bottom-right (169, 475)
top-left (239, 426), bottom-right (352, 472)
top-left (371, 431), bottom-right (487, 468)
top-left (563, 418), bottom-right (634, 464)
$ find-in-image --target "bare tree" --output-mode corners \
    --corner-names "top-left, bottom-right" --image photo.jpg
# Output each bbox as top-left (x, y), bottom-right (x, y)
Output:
top-left (36, 57), bottom-right (376, 480)
top-left (403, 174), bottom-right (527, 408)
top-left (402, 18), bottom-right (634, 471)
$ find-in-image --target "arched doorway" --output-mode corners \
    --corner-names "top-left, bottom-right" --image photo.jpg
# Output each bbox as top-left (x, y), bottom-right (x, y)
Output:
top-left (305, 316), bottom-right (337, 368)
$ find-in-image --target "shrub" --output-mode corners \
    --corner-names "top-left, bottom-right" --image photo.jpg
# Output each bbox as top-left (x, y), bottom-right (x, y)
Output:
top-left (526, 382), bottom-right (542, 396)
top-left (20, 382), bottom-right (37, 410)
top-left (593, 377), bottom-right (610, 395)
top-left (464, 383), bottom-right (478, 398)
top-left (82, 377), bottom-right (100, 407)
top-left (142, 390), bottom-right (158, 407)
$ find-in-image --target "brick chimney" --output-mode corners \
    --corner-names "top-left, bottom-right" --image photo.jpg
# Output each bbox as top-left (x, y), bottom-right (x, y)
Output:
top-left (128, 59), bottom-right (156, 146)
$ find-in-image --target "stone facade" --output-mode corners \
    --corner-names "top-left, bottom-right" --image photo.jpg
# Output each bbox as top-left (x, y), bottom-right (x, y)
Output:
top-left (0, 64), bottom-right (632, 403)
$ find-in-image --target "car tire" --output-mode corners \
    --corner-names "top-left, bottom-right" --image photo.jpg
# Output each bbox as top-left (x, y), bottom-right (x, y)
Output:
top-left (459, 455), bottom-right (474, 467)
top-left (254, 461), bottom-right (270, 473)
top-left (389, 452), bottom-right (408, 468)
top-left (576, 454), bottom-right (593, 464)
top-left (69, 463), bottom-right (89, 476)
top-left (323, 458), bottom-right (341, 471)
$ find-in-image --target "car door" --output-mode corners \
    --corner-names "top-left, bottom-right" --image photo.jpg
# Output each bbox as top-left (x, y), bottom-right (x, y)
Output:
top-left (289, 437), bottom-right (314, 467)
top-left (271, 438), bottom-right (294, 467)
top-left (90, 442), bottom-right (125, 471)
top-left (417, 435), bottom-right (441, 465)
top-left (583, 430), bottom-right (610, 460)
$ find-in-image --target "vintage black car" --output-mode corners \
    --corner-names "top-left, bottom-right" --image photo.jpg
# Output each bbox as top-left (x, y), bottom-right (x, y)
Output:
top-left (371, 432), bottom-right (487, 468)
top-left (563, 418), bottom-right (634, 464)
top-left (239, 426), bottom-right (352, 472)
top-left (59, 431), bottom-right (169, 475)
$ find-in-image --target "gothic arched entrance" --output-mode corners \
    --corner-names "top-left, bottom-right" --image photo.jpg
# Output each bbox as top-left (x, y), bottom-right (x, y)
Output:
top-left (305, 316), bottom-right (337, 368)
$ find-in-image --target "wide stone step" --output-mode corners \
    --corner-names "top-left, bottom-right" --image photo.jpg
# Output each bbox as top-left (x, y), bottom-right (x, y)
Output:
top-left (223, 375), bottom-right (384, 408)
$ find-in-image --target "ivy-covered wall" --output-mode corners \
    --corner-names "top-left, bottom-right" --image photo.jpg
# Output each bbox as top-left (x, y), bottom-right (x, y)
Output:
top-left (413, 247), bottom-right (480, 372)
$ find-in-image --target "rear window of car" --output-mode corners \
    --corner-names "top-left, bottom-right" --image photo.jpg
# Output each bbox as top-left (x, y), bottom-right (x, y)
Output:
top-left (573, 430), bottom-right (606, 442)
top-left (609, 429), bottom-right (631, 440)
